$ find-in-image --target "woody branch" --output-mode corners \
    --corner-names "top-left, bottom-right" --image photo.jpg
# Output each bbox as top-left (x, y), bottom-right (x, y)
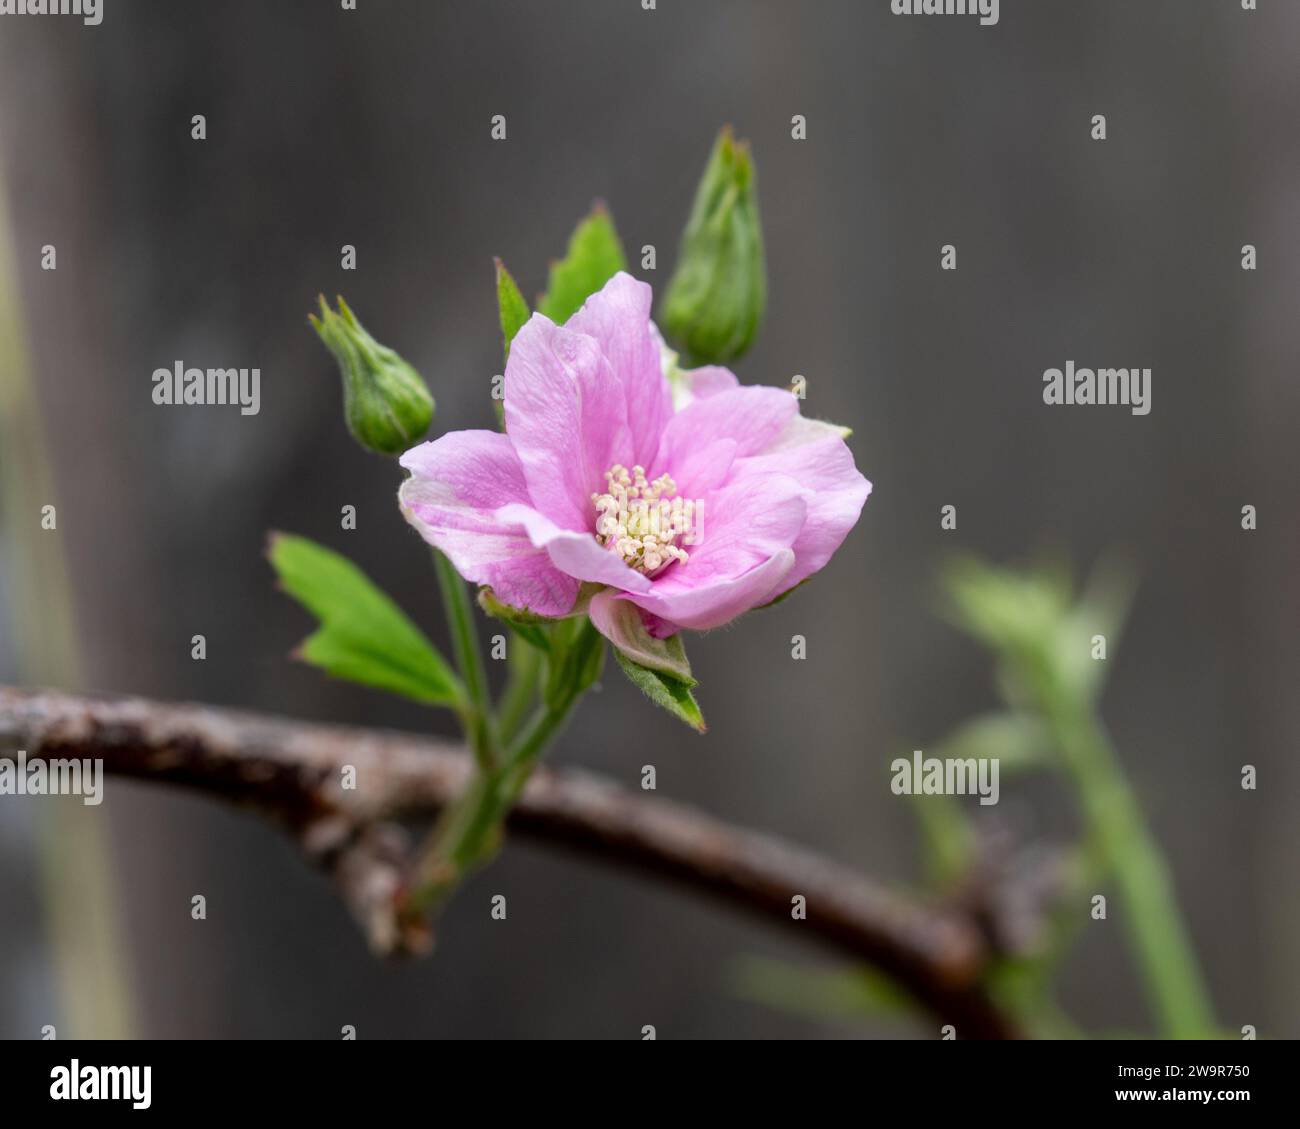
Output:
top-left (0, 685), bottom-right (1022, 1038)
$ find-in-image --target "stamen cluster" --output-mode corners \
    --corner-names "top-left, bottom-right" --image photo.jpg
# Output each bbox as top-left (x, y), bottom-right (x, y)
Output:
top-left (592, 464), bottom-right (701, 576)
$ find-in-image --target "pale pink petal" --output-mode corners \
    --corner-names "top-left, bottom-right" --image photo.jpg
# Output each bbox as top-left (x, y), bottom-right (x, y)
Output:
top-left (676, 364), bottom-right (739, 406)
top-left (588, 590), bottom-right (692, 680)
top-left (640, 610), bottom-right (679, 639)
top-left (649, 318), bottom-right (740, 409)
top-left (493, 502), bottom-right (652, 593)
top-left (661, 471), bottom-right (806, 584)
top-left (736, 415), bottom-right (872, 595)
top-left (623, 472), bottom-right (806, 630)
top-left (566, 272), bottom-right (671, 468)
top-left (625, 550), bottom-right (796, 633)
top-left (504, 313), bottom-right (632, 533)
top-left (399, 432), bottom-right (579, 616)
top-left (655, 386), bottom-right (798, 480)
top-left (663, 436), bottom-right (737, 498)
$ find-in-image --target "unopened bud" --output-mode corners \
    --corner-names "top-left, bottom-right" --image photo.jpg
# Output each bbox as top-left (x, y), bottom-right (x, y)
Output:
top-left (310, 296), bottom-right (433, 455)
top-left (661, 126), bottom-right (766, 365)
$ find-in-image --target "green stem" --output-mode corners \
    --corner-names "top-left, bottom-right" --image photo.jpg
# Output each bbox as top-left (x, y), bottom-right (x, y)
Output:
top-left (440, 693), bottom-right (585, 883)
top-left (433, 549), bottom-right (495, 771)
top-left (1047, 697), bottom-right (1215, 1038)
top-left (498, 689), bottom-right (584, 806)
top-left (404, 621), bottom-right (601, 918)
top-left (496, 636), bottom-right (541, 746)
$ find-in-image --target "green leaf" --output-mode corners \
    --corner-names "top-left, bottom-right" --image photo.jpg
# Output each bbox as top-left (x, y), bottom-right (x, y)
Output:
top-left (494, 258), bottom-right (530, 360)
top-left (943, 554), bottom-right (1137, 709)
top-left (943, 555), bottom-right (1071, 660)
top-left (613, 648), bottom-right (706, 732)
top-left (538, 204), bottom-right (627, 325)
top-left (1067, 555), bottom-right (1137, 701)
top-left (936, 711), bottom-right (1049, 776)
top-left (268, 533), bottom-right (463, 706)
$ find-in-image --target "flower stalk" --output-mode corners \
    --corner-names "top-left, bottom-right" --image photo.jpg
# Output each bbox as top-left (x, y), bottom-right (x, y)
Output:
top-left (496, 638), bottom-right (542, 746)
top-left (433, 549), bottom-right (496, 772)
top-left (943, 558), bottom-right (1215, 1039)
top-left (1046, 698), bottom-right (1215, 1038)
top-left (401, 621), bottom-right (604, 921)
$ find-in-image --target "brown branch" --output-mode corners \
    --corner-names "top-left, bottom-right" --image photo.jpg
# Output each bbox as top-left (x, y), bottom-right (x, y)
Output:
top-left (0, 686), bottom-right (1020, 1038)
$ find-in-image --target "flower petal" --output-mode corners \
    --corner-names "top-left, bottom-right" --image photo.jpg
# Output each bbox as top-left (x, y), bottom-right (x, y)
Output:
top-left (493, 502), bottom-right (652, 593)
top-left (681, 365), bottom-right (740, 401)
top-left (625, 549), bottom-right (796, 633)
top-left (665, 436), bottom-right (737, 498)
top-left (623, 471), bottom-right (806, 631)
top-left (737, 415), bottom-right (872, 594)
top-left (504, 312), bottom-right (632, 532)
top-left (399, 432), bottom-right (579, 616)
top-left (588, 590), bottom-right (694, 681)
top-left (566, 272), bottom-right (671, 468)
top-left (655, 385), bottom-right (798, 477)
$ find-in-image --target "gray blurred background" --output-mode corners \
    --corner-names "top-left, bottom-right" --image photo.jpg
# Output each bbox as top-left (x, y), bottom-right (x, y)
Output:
top-left (0, 0), bottom-right (1296, 1038)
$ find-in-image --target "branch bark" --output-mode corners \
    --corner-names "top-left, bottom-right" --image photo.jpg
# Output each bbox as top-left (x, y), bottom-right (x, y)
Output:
top-left (0, 686), bottom-right (1020, 1038)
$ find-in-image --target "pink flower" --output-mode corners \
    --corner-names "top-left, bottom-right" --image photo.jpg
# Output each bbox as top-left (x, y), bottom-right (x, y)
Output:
top-left (398, 272), bottom-right (870, 642)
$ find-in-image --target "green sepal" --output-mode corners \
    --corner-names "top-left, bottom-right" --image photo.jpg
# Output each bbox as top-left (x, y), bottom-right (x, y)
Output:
top-left (495, 258), bottom-right (530, 360)
top-left (477, 588), bottom-right (553, 652)
top-left (613, 648), bottom-right (706, 733)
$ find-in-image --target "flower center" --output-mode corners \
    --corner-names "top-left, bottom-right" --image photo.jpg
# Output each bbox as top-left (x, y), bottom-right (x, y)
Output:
top-left (592, 464), bottom-right (703, 577)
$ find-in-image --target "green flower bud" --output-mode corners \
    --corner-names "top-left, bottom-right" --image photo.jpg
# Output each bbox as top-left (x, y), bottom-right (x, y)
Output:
top-left (661, 127), bottom-right (766, 366)
top-left (310, 295), bottom-right (434, 455)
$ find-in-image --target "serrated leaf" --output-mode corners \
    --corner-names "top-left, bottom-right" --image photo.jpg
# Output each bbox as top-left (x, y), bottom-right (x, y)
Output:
top-left (538, 204), bottom-right (627, 325)
top-left (495, 258), bottom-right (530, 360)
top-left (268, 533), bottom-right (463, 706)
top-left (613, 647), bottom-right (705, 732)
